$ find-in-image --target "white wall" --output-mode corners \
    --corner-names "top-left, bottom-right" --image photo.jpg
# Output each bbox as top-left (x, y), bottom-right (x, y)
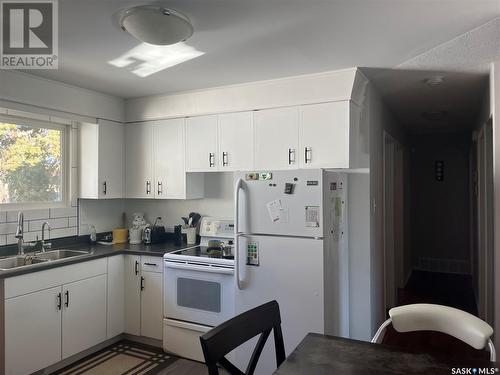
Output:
top-left (491, 61), bottom-right (500, 350)
top-left (125, 69), bottom-right (362, 122)
top-left (368, 83), bottom-right (406, 336)
top-left (0, 71), bottom-right (124, 122)
top-left (124, 173), bottom-right (234, 229)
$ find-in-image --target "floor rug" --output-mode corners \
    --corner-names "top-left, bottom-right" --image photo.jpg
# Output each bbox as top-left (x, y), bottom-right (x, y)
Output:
top-left (54, 340), bottom-right (180, 375)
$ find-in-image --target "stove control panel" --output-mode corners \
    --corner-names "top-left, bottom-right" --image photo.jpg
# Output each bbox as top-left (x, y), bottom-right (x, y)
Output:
top-left (200, 217), bottom-right (234, 238)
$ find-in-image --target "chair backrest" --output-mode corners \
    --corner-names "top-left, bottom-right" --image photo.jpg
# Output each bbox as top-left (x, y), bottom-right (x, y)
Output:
top-left (199, 300), bottom-right (286, 375)
top-left (371, 303), bottom-right (496, 361)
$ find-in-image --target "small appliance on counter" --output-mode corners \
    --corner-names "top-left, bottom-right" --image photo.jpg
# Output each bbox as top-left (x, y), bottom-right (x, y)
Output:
top-left (143, 217), bottom-right (166, 244)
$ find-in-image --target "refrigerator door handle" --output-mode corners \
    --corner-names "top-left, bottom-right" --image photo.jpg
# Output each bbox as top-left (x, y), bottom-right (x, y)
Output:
top-left (234, 177), bottom-right (244, 290)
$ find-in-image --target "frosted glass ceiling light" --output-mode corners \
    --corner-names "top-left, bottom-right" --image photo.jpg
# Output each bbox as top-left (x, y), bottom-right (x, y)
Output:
top-left (118, 6), bottom-right (193, 46)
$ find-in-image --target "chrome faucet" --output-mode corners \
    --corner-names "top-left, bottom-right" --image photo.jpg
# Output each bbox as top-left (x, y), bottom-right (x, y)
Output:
top-left (14, 212), bottom-right (24, 255)
top-left (40, 221), bottom-right (52, 252)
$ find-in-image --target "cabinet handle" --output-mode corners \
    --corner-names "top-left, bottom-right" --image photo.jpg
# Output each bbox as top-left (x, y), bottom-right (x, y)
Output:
top-left (134, 260), bottom-right (139, 275)
top-left (103, 181), bottom-right (107, 195)
top-left (157, 181), bottom-right (163, 195)
top-left (146, 180), bottom-right (151, 194)
top-left (305, 147), bottom-right (312, 164)
top-left (140, 276), bottom-right (145, 291)
top-left (57, 292), bottom-right (62, 310)
top-left (64, 290), bottom-right (69, 308)
top-left (222, 152), bottom-right (228, 167)
top-left (209, 152), bottom-right (215, 168)
top-left (144, 262), bottom-right (158, 267)
top-left (288, 148), bottom-right (295, 165)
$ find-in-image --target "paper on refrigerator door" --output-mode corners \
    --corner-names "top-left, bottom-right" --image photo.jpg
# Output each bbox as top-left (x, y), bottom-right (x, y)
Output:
top-left (305, 206), bottom-right (320, 227)
top-left (266, 199), bottom-right (282, 222)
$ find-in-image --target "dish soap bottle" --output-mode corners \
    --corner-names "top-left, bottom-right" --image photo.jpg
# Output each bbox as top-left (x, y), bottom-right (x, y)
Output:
top-left (89, 225), bottom-right (97, 245)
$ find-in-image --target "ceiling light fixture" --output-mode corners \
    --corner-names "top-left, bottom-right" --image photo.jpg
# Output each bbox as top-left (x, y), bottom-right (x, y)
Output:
top-left (117, 5), bottom-right (193, 45)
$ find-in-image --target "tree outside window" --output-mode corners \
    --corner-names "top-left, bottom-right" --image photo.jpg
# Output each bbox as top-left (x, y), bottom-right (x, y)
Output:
top-left (0, 120), bottom-right (64, 204)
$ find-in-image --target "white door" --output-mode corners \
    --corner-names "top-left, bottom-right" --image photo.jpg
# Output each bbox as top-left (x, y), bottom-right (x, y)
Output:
top-left (185, 115), bottom-right (218, 171)
top-left (5, 287), bottom-right (62, 374)
top-left (107, 255), bottom-right (125, 338)
top-left (140, 271), bottom-right (163, 340)
top-left (62, 274), bottom-right (107, 359)
top-left (234, 235), bottom-right (324, 375)
top-left (218, 111), bottom-right (254, 171)
top-left (99, 120), bottom-right (124, 198)
top-left (254, 107), bottom-right (299, 170)
top-left (125, 122), bottom-right (154, 198)
top-left (299, 102), bottom-right (349, 168)
top-left (154, 118), bottom-right (186, 199)
top-left (125, 255), bottom-right (141, 335)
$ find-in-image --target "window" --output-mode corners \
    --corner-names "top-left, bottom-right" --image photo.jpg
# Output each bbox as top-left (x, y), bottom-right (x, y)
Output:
top-left (0, 116), bottom-right (69, 207)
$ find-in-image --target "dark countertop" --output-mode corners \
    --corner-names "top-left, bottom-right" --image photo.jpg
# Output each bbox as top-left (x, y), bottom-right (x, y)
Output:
top-left (0, 239), bottom-right (195, 279)
top-left (274, 333), bottom-right (496, 374)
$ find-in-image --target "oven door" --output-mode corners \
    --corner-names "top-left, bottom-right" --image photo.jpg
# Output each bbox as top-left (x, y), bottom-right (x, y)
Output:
top-left (164, 260), bottom-right (235, 327)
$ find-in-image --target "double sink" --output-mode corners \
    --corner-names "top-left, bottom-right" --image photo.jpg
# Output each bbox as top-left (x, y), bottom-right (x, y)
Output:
top-left (0, 249), bottom-right (90, 271)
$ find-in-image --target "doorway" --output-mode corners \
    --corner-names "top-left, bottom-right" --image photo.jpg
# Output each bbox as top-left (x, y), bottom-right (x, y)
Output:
top-left (383, 131), bottom-right (404, 311)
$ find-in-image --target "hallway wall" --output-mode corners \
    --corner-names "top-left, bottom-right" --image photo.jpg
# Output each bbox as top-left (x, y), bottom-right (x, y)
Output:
top-left (409, 132), bottom-right (472, 272)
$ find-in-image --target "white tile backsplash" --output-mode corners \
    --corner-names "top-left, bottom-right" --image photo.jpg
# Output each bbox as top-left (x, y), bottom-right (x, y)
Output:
top-left (29, 218), bottom-right (69, 232)
top-left (0, 212), bottom-right (6, 223)
top-left (50, 207), bottom-right (77, 218)
top-left (3, 206), bottom-right (78, 246)
top-left (7, 209), bottom-right (50, 222)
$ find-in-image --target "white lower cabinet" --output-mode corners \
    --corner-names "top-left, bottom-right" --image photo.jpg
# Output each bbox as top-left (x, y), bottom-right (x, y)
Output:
top-left (62, 274), bottom-right (107, 359)
top-left (107, 255), bottom-right (125, 338)
top-left (140, 271), bottom-right (163, 340)
top-left (5, 286), bottom-right (62, 375)
top-left (124, 254), bottom-right (164, 340)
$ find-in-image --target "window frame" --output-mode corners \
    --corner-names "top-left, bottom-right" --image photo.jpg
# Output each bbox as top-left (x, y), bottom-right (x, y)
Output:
top-left (0, 114), bottom-right (71, 211)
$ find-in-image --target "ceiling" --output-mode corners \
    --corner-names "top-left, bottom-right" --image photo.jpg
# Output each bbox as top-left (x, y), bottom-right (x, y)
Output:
top-left (24, 0), bottom-right (500, 99)
top-left (362, 68), bottom-right (489, 134)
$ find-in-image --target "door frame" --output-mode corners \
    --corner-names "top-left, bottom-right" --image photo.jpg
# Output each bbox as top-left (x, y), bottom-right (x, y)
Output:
top-left (382, 131), bottom-right (404, 312)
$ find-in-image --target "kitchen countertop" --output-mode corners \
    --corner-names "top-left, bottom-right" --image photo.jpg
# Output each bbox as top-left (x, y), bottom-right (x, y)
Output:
top-left (0, 239), bottom-right (196, 279)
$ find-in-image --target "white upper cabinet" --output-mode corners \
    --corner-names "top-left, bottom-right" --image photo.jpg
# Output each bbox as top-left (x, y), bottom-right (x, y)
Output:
top-left (125, 122), bottom-right (154, 198)
top-left (185, 115), bottom-right (218, 172)
top-left (254, 107), bottom-right (299, 170)
top-left (299, 101), bottom-right (350, 168)
top-left (218, 111), bottom-right (254, 171)
top-left (79, 119), bottom-right (124, 199)
top-left (154, 119), bottom-right (204, 199)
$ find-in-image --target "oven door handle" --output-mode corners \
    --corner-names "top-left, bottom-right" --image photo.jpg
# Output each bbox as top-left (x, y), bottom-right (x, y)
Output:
top-left (165, 262), bottom-right (234, 275)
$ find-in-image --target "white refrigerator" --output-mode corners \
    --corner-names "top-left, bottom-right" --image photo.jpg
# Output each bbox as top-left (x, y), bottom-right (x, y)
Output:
top-left (233, 169), bottom-right (349, 374)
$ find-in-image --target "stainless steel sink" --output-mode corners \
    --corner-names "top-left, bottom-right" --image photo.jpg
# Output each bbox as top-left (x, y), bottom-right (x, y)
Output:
top-left (35, 249), bottom-right (89, 261)
top-left (0, 256), bottom-right (48, 270)
top-left (0, 249), bottom-right (90, 271)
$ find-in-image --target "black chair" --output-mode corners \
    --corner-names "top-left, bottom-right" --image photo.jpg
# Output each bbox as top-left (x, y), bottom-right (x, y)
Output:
top-left (199, 300), bottom-right (286, 375)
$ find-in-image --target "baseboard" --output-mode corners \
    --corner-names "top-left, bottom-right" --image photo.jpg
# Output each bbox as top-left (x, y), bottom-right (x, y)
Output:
top-left (123, 333), bottom-right (162, 348)
top-left (36, 335), bottom-right (124, 374)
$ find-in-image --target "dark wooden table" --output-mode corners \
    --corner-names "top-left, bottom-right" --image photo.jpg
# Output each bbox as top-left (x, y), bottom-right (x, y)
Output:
top-left (274, 333), bottom-right (497, 374)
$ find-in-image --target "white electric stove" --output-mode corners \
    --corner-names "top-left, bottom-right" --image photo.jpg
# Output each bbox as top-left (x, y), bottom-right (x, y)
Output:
top-left (163, 217), bottom-right (235, 361)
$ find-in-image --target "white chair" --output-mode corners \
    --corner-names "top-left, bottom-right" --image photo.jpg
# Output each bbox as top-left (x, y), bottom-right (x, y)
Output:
top-left (371, 303), bottom-right (496, 361)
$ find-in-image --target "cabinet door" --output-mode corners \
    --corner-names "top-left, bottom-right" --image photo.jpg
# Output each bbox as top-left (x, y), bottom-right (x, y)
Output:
top-left (254, 107), bottom-right (299, 170)
top-left (5, 287), bottom-right (62, 374)
top-left (124, 255), bottom-right (141, 336)
top-left (299, 102), bottom-right (349, 168)
top-left (185, 115), bottom-right (218, 171)
top-left (107, 255), bottom-right (125, 339)
top-left (62, 274), bottom-right (107, 359)
top-left (140, 271), bottom-right (163, 340)
top-left (99, 120), bottom-right (124, 198)
top-left (218, 111), bottom-right (254, 171)
top-left (125, 122), bottom-right (154, 198)
top-left (154, 118), bottom-right (186, 199)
